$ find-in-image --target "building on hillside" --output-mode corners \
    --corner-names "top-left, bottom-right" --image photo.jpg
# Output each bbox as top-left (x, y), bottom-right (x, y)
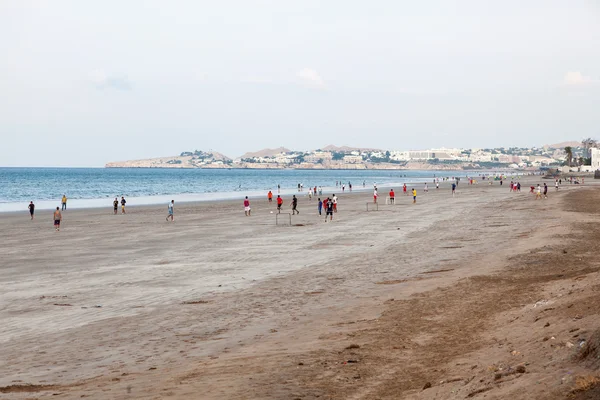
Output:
top-left (304, 151), bottom-right (333, 163)
top-left (390, 151), bottom-right (409, 161)
top-left (343, 155), bottom-right (364, 164)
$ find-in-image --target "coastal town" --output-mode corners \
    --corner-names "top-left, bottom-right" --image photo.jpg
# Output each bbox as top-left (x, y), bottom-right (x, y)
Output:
top-left (106, 140), bottom-right (598, 171)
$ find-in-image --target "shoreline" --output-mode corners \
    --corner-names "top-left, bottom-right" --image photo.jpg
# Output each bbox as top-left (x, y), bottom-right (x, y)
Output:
top-left (1, 170), bottom-right (537, 213)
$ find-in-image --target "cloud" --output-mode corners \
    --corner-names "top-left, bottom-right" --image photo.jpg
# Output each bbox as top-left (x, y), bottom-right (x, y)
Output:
top-left (297, 68), bottom-right (325, 89)
top-left (563, 71), bottom-right (598, 86)
top-left (89, 69), bottom-right (132, 90)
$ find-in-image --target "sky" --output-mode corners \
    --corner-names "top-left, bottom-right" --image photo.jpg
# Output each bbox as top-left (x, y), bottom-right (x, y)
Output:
top-left (1, 0), bottom-right (599, 167)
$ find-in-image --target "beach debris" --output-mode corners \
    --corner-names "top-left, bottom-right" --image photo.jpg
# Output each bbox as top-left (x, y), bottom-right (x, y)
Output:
top-left (346, 359), bottom-right (358, 363)
top-left (566, 342), bottom-right (575, 348)
top-left (533, 300), bottom-right (551, 308)
top-left (467, 387), bottom-right (493, 397)
top-left (345, 344), bottom-right (360, 350)
top-left (53, 303), bottom-right (72, 306)
top-left (422, 382), bottom-right (432, 390)
top-left (544, 322), bottom-right (550, 327)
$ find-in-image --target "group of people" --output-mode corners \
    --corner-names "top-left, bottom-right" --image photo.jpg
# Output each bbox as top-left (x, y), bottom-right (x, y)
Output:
top-left (27, 195), bottom-right (67, 230)
top-left (113, 197), bottom-right (127, 214)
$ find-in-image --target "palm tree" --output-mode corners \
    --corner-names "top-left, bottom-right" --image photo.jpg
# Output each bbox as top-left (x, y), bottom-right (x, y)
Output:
top-left (564, 146), bottom-right (573, 167)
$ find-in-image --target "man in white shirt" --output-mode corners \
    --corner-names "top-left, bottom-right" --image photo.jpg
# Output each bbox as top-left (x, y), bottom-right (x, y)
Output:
top-left (332, 194), bottom-right (338, 213)
top-left (166, 200), bottom-right (174, 221)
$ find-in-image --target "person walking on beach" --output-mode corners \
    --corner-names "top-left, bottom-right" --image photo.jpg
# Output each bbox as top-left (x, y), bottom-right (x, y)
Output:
top-left (61, 195), bottom-right (67, 211)
top-left (403, 183), bottom-right (407, 196)
top-left (166, 200), bottom-right (174, 221)
top-left (53, 207), bottom-right (62, 231)
top-left (332, 194), bottom-right (338, 212)
top-left (451, 182), bottom-right (456, 196)
top-left (28, 201), bottom-right (35, 220)
top-left (268, 191), bottom-right (273, 203)
top-left (389, 189), bottom-right (395, 204)
top-left (412, 188), bottom-right (417, 204)
top-left (373, 189), bottom-right (378, 203)
top-left (543, 183), bottom-right (548, 199)
top-left (277, 195), bottom-right (283, 213)
top-left (516, 182), bottom-right (521, 192)
top-left (244, 196), bottom-right (251, 216)
top-left (535, 185), bottom-right (542, 200)
top-left (121, 197), bottom-right (127, 214)
top-left (291, 195), bottom-right (299, 215)
top-left (555, 180), bottom-right (559, 191)
top-left (318, 198), bottom-right (323, 215)
top-left (424, 183), bottom-right (428, 193)
top-left (325, 197), bottom-right (334, 222)
top-left (113, 198), bottom-right (119, 214)
top-left (308, 190), bottom-right (313, 201)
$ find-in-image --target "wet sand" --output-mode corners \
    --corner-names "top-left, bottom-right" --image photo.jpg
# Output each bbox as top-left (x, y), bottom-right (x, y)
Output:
top-left (1, 178), bottom-right (599, 399)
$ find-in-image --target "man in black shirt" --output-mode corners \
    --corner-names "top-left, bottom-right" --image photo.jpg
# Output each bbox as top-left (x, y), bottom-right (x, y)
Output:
top-left (325, 197), bottom-right (334, 222)
top-left (28, 201), bottom-right (35, 220)
top-left (291, 195), bottom-right (299, 215)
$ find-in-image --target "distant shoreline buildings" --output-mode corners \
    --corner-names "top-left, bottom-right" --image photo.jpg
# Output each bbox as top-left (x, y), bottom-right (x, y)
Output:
top-left (105, 143), bottom-right (588, 171)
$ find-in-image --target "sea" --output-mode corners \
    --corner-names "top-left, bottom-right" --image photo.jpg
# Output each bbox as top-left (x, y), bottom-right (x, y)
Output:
top-left (0, 167), bottom-right (484, 212)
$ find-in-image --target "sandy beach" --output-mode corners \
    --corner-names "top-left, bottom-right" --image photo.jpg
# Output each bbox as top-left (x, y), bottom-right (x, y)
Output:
top-left (1, 178), bottom-right (599, 399)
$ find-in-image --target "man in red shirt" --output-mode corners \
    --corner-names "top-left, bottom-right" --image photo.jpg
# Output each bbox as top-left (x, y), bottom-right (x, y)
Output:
top-left (244, 196), bottom-right (251, 216)
top-left (389, 189), bottom-right (395, 204)
top-left (276, 195), bottom-right (283, 213)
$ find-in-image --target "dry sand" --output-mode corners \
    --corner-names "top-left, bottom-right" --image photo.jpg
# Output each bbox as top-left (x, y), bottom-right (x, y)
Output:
top-left (1, 179), bottom-right (599, 399)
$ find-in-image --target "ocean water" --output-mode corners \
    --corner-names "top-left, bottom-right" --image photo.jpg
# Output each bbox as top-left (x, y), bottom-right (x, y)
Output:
top-left (0, 167), bottom-right (470, 212)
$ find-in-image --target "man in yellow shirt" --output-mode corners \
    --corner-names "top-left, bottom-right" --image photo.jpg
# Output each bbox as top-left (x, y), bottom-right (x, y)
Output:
top-left (412, 188), bottom-right (417, 204)
top-left (61, 195), bottom-right (67, 211)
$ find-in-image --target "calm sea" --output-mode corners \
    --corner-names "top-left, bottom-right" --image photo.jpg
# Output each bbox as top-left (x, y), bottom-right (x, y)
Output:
top-left (0, 167), bottom-right (470, 212)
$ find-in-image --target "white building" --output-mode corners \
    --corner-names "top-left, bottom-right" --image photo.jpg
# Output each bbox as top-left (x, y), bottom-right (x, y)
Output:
top-left (343, 155), bottom-right (364, 164)
top-left (591, 148), bottom-right (600, 170)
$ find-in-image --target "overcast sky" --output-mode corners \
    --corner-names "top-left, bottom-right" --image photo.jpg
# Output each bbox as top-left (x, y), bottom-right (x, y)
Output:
top-left (1, 1), bottom-right (599, 166)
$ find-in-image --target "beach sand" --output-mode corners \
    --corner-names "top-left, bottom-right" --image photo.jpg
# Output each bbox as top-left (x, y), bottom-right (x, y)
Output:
top-left (1, 179), bottom-right (599, 399)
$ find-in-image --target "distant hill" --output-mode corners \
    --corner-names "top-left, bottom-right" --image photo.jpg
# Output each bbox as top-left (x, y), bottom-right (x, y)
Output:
top-left (322, 144), bottom-right (384, 152)
top-left (543, 141), bottom-right (582, 149)
top-left (239, 147), bottom-right (291, 159)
